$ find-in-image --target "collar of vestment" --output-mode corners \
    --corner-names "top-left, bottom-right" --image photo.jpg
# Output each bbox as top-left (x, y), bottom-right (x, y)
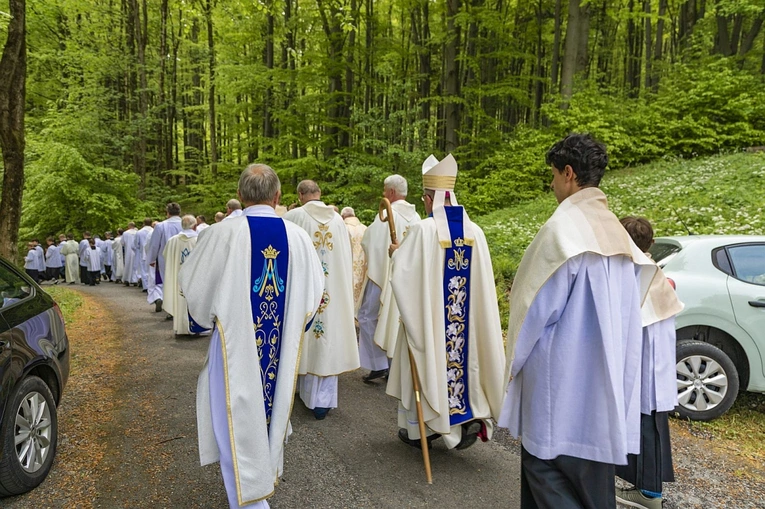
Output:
top-left (344, 217), bottom-right (361, 226)
top-left (505, 187), bottom-right (677, 383)
top-left (300, 201), bottom-right (335, 224)
top-left (167, 216), bottom-right (182, 223)
top-left (244, 204), bottom-right (279, 218)
top-left (180, 229), bottom-right (198, 238)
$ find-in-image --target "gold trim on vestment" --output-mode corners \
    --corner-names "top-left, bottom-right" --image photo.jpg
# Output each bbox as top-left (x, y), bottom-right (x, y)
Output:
top-left (217, 318), bottom-right (276, 506)
top-left (422, 175), bottom-right (456, 190)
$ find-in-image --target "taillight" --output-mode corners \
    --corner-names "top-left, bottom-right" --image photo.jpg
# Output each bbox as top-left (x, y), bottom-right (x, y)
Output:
top-left (667, 278), bottom-right (676, 290)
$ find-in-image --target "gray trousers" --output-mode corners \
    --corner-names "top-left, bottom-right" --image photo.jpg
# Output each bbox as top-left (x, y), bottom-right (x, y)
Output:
top-left (521, 446), bottom-right (615, 509)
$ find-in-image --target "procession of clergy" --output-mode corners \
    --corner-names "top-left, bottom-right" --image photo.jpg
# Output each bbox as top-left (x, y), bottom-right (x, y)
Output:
top-left (43, 133), bottom-right (681, 509)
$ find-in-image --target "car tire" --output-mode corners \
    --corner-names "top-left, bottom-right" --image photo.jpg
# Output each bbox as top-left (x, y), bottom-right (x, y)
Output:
top-left (0, 376), bottom-right (59, 496)
top-left (675, 340), bottom-right (740, 421)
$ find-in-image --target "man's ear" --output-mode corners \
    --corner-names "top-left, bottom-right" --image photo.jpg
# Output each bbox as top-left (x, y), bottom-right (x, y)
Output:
top-left (237, 189), bottom-right (243, 203)
top-left (274, 190), bottom-right (282, 207)
top-left (564, 164), bottom-right (576, 183)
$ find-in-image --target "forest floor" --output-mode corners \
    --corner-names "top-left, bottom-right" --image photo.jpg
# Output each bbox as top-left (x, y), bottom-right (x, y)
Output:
top-left (3, 283), bottom-right (763, 508)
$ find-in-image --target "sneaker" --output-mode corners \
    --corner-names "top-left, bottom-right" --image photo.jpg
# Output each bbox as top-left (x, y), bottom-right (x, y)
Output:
top-left (616, 487), bottom-right (662, 509)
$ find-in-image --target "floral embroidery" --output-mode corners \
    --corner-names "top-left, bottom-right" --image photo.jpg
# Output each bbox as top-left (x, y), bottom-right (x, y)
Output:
top-left (313, 223), bottom-right (334, 252)
top-left (445, 275), bottom-right (468, 416)
top-left (312, 318), bottom-right (325, 339)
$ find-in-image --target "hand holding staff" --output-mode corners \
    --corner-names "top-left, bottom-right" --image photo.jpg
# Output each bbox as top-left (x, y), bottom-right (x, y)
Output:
top-left (378, 197), bottom-right (433, 484)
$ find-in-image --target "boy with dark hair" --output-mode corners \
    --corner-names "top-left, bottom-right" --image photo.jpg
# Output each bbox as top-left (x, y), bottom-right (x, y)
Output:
top-left (616, 216), bottom-right (680, 509)
top-left (44, 236), bottom-right (63, 283)
top-left (24, 242), bottom-right (40, 283)
top-left (84, 238), bottom-right (102, 286)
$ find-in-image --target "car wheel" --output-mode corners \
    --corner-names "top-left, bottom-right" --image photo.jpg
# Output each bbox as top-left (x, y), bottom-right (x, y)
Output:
top-left (0, 376), bottom-right (59, 496)
top-left (675, 340), bottom-right (740, 421)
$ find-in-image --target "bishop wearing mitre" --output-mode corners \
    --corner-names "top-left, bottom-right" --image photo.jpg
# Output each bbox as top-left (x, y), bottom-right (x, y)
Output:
top-left (180, 164), bottom-right (324, 509)
top-left (386, 155), bottom-right (506, 450)
top-left (283, 180), bottom-right (360, 420)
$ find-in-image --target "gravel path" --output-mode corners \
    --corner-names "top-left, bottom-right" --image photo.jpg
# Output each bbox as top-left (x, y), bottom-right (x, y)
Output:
top-left (4, 282), bottom-right (764, 508)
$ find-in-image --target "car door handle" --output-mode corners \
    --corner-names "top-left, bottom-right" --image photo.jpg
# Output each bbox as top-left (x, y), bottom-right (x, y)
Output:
top-left (748, 300), bottom-right (765, 308)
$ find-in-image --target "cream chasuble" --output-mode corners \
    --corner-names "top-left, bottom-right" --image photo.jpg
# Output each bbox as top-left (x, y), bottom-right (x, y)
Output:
top-left (180, 208), bottom-right (324, 505)
top-left (284, 203), bottom-right (360, 376)
top-left (387, 214), bottom-right (506, 448)
top-left (163, 229), bottom-right (208, 335)
top-left (343, 216), bottom-right (367, 309)
top-left (112, 235), bottom-right (124, 281)
top-left (60, 240), bottom-right (81, 284)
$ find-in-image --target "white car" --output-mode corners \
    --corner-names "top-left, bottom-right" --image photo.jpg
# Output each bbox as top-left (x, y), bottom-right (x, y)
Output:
top-left (650, 235), bottom-right (765, 421)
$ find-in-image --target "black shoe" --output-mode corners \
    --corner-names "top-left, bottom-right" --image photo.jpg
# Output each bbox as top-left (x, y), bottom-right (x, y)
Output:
top-left (363, 369), bottom-right (388, 384)
top-left (124, 281), bottom-right (130, 287)
top-left (455, 421), bottom-right (482, 450)
top-left (155, 299), bottom-right (163, 312)
top-left (165, 314), bottom-right (173, 321)
top-left (142, 289), bottom-right (147, 293)
top-left (313, 407), bottom-right (330, 420)
top-left (398, 428), bottom-right (440, 449)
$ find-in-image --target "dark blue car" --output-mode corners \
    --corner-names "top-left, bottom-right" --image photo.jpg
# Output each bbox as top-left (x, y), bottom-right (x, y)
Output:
top-left (0, 256), bottom-right (70, 496)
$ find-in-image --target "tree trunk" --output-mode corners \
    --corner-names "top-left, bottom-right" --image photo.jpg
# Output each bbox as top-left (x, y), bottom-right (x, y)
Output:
top-left (644, 0), bottom-right (653, 91)
top-left (443, 0), bottom-right (460, 152)
top-left (652, 0), bottom-right (667, 91)
top-left (626, 0), bottom-right (641, 97)
top-left (264, 0), bottom-right (274, 146)
top-left (550, 0), bottom-right (562, 91)
top-left (739, 13), bottom-right (765, 56)
top-left (206, 0), bottom-right (218, 176)
top-left (0, 0), bottom-right (26, 261)
top-left (574, 0), bottom-right (590, 75)
top-left (560, 0), bottom-right (581, 103)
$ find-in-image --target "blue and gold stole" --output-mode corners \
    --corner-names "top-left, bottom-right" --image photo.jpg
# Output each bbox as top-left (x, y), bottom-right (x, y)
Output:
top-left (442, 206), bottom-right (474, 426)
top-left (248, 217), bottom-right (290, 432)
top-left (180, 243), bottom-right (210, 334)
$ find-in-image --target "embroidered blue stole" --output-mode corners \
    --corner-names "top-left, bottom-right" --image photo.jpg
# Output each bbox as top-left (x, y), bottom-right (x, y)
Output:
top-left (179, 243), bottom-right (210, 334)
top-left (442, 206), bottom-right (474, 426)
top-left (247, 217), bottom-right (290, 432)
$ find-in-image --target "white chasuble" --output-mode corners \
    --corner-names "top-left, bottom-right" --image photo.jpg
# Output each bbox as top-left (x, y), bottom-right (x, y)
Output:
top-left (112, 236), bottom-right (124, 280)
top-left (60, 240), bottom-right (81, 284)
top-left (180, 206), bottom-right (324, 506)
top-left (284, 203), bottom-right (360, 376)
top-left (122, 228), bottom-right (139, 283)
top-left (163, 230), bottom-right (207, 335)
top-left (343, 216), bottom-right (367, 309)
top-left (387, 211), bottom-right (506, 448)
top-left (363, 200), bottom-right (421, 357)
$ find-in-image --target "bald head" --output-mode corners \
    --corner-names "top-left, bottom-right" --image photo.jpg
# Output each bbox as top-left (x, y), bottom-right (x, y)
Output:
top-left (296, 180), bottom-right (321, 204)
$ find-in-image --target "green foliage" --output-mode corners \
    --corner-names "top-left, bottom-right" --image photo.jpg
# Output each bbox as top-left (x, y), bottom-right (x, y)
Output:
top-left (20, 140), bottom-right (144, 241)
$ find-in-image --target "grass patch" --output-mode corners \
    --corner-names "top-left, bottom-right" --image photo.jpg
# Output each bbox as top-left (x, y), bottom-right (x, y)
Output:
top-left (43, 286), bottom-right (84, 323)
top-left (675, 392), bottom-right (765, 464)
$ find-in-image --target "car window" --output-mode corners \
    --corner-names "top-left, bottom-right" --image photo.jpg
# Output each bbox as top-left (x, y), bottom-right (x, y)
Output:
top-left (712, 247), bottom-right (734, 276)
top-left (726, 244), bottom-right (765, 285)
top-left (649, 242), bottom-right (681, 264)
top-left (0, 263), bottom-right (33, 309)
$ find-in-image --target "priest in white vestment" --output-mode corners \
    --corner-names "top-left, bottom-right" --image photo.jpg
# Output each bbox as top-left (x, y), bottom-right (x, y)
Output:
top-left (283, 180), bottom-right (360, 420)
top-left (180, 164), bottom-right (324, 509)
top-left (358, 174), bottom-right (421, 383)
top-left (60, 235), bottom-right (81, 284)
top-left (498, 134), bottom-right (667, 507)
top-left (136, 218), bottom-right (154, 290)
top-left (122, 223), bottom-right (139, 286)
top-left (112, 229), bottom-right (125, 282)
top-left (223, 198), bottom-right (243, 220)
top-left (387, 155), bottom-right (506, 451)
top-left (163, 215), bottom-right (208, 335)
top-left (148, 203), bottom-right (183, 311)
top-left (340, 207), bottom-right (367, 309)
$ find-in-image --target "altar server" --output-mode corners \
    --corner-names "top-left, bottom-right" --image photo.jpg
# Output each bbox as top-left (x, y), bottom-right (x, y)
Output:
top-left (180, 164), bottom-right (324, 509)
top-left (78, 232), bottom-right (92, 284)
top-left (45, 237), bottom-right (63, 282)
top-left (163, 215), bottom-right (208, 335)
top-left (147, 203), bottom-right (182, 311)
top-left (136, 218), bottom-right (154, 290)
top-left (498, 134), bottom-right (668, 507)
top-left (102, 232), bottom-right (114, 281)
top-left (83, 238), bottom-right (102, 286)
top-left (387, 155), bottom-right (506, 450)
top-left (359, 174), bottom-right (421, 383)
top-left (284, 180), bottom-right (360, 419)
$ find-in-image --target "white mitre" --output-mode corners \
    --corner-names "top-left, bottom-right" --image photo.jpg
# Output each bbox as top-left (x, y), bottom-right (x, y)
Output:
top-left (422, 154), bottom-right (474, 247)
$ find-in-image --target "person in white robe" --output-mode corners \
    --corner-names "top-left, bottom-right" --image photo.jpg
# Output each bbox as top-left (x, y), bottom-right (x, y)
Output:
top-left (341, 207), bottom-right (367, 309)
top-left (135, 219), bottom-right (154, 290)
top-left (195, 215), bottom-right (210, 232)
top-left (163, 215), bottom-right (207, 335)
top-left (102, 232), bottom-right (114, 281)
top-left (360, 174), bottom-right (421, 382)
top-left (180, 164), bottom-right (324, 509)
top-left (32, 239), bottom-right (46, 281)
top-left (83, 239), bottom-right (102, 286)
top-left (24, 243), bottom-right (40, 282)
top-left (57, 234), bottom-right (68, 280)
top-left (223, 198), bottom-right (243, 220)
top-left (147, 203), bottom-right (183, 311)
top-left (122, 223), bottom-right (139, 286)
top-left (78, 231), bottom-right (92, 285)
top-left (94, 235), bottom-right (106, 280)
top-left (112, 229), bottom-right (125, 283)
top-left (283, 180), bottom-right (360, 419)
top-left (44, 237), bottom-right (63, 283)
top-left (615, 217), bottom-right (683, 508)
top-left (386, 155), bottom-right (506, 451)
top-left (498, 134), bottom-right (670, 507)
top-left (60, 234), bottom-right (81, 284)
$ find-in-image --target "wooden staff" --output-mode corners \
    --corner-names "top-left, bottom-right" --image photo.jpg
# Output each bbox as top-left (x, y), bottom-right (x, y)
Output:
top-left (378, 198), bottom-right (433, 484)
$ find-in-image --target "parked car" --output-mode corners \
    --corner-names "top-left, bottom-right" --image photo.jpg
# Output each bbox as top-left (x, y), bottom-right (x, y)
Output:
top-left (650, 235), bottom-right (765, 421)
top-left (0, 256), bottom-right (70, 496)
